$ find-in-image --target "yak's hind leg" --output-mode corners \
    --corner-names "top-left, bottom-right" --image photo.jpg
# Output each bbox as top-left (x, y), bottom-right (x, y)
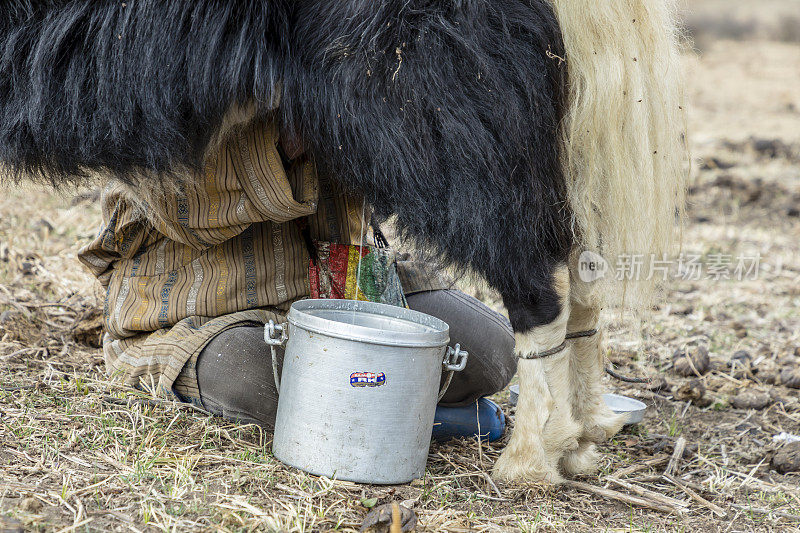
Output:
top-left (560, 270), bottom-right (626, 476)
top-left (493, 265), bottom-right (582, 483)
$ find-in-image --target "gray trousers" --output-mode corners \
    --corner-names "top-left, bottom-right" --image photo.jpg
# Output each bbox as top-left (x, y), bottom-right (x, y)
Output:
top-left (196, 290), bottom-right (517, 428)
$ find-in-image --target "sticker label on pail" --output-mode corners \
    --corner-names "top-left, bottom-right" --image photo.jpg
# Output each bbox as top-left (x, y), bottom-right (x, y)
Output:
top-left (350, 372), bottom-right (386, 387)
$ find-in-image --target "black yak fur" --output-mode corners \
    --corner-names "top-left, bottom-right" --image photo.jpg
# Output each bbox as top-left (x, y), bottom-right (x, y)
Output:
top-left (0, 0), bottom-right (571, 327)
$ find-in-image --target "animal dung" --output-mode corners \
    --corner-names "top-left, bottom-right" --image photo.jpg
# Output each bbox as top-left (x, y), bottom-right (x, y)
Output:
top-left (674, 379), bottom-right (711, 406)
top-left (673, 346), bottom-right (711, 376)
top-left (771, 442), bottom-right (800, 474)
top-left (730, 390), bottom-right (771, 410)
top-left (779, 368), bottom-right (800, 389)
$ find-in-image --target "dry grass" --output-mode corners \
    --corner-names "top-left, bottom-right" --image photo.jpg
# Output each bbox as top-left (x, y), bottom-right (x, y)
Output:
top-left (2, 244), bottom-right (800, 532)
top-left (2, 2), bottom-right (800, 531)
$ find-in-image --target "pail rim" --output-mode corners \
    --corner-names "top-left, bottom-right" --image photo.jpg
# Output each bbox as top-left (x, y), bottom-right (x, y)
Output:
top-left (287, 299), bottom-right (450, 348)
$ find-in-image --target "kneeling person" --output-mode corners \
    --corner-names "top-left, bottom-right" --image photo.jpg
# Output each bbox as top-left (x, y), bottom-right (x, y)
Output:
top-left (79, 119), bottom-right (516, 435)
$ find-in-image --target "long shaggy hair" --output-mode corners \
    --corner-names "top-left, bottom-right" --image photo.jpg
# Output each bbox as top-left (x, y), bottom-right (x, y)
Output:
top-left (0, 0), bottom-right (572, 312)
top-left (0, 1), bottom-right (285, 185)
top-left (281, 0), bottom-right (572, 316)
top-left (0, 0), bottom-right (684, 312)
top-left (550, 0), bottom-right (687, 307)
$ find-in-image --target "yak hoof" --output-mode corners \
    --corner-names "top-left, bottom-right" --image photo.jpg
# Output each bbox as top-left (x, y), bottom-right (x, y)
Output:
top-left (492, 449), bottom-right (563, 485)
top-left (560, 441), bottom-right (600, 476)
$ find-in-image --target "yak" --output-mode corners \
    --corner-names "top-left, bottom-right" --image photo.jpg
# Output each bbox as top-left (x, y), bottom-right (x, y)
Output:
top-left (0, 0), bottom-right (685, 483)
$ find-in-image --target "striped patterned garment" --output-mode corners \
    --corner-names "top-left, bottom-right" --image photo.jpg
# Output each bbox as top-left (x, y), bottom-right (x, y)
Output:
top-left (79, 118), bottom-right (446, 405)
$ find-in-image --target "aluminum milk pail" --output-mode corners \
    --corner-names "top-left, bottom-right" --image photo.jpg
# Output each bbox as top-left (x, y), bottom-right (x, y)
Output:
top-left (266, 299), bottom-right (467, 484)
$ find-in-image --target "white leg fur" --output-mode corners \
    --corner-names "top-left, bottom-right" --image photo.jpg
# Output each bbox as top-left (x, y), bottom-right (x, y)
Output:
top-left (560, 275), bottom-right (626, 476)
top-left (494, 267), bottom-right (582, 483)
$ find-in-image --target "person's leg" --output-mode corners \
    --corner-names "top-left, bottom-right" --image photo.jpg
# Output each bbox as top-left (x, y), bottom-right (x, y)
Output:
top-left (405, 289), bottom-right (517, 406)
top-left (194, 290), bottom-right (516, 428)
top-left (195, 325), bottom-right (280, 428)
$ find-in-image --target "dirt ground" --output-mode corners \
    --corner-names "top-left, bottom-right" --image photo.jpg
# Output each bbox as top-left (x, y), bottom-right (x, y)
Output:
top-left (1, 2), bottom-right (799, 532)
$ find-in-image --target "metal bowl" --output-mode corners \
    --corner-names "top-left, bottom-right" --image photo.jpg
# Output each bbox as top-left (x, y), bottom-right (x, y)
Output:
top-left (508, 386), bottom-right (646, 425)
top-left (602, 393), bottom-right (647, 425)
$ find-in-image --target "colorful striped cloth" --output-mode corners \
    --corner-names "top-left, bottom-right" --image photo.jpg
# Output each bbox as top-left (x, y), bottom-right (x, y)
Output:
top-left (309, 242), bottom-right (408, 307)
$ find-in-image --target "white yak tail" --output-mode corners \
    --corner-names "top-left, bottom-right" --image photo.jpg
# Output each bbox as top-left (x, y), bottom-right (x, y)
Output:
top-left (550, 0), bottom-right (687, 308)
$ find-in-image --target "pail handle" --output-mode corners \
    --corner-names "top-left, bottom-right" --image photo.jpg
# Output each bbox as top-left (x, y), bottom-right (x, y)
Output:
top-left (265, 320), bottom-right (289, 393)
top-left (438, 344), bottom-right (469, 401)
top-left (265, 320), bottom-right (469, 401)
